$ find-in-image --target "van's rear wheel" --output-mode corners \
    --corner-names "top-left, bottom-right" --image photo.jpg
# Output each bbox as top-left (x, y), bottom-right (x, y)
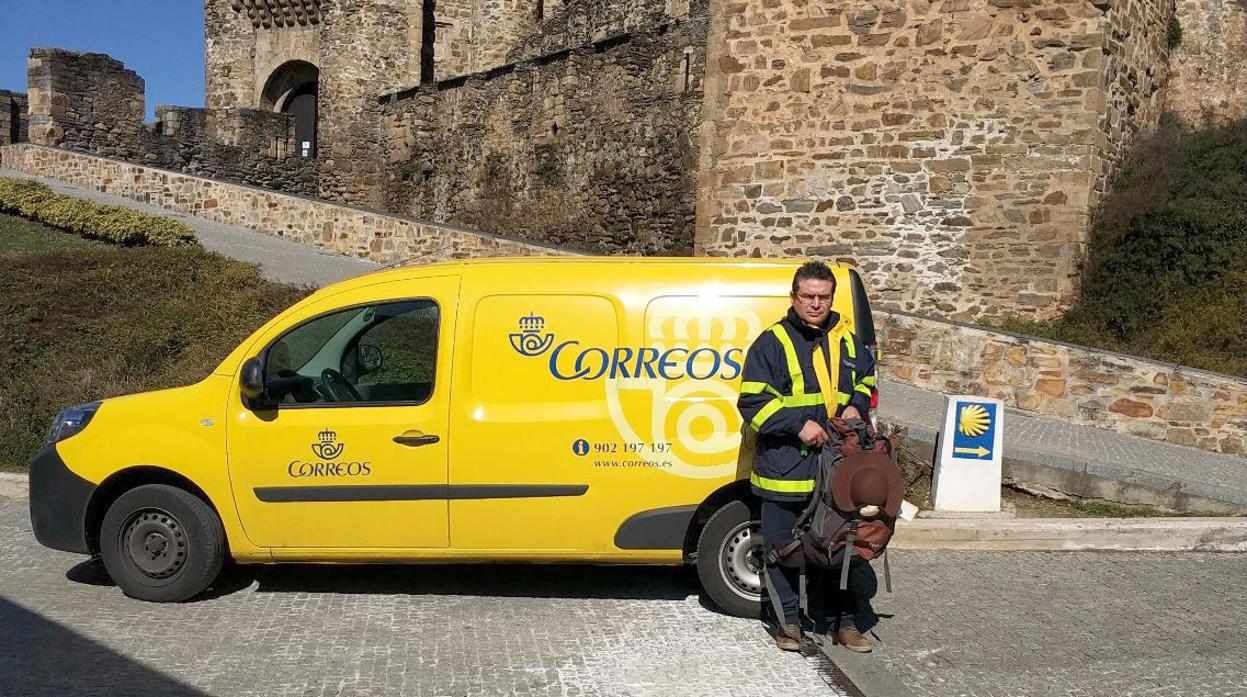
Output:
top-left (99, 484), bottom-right (225, 602)
top-left (696, 500), bottom-right (762, 618)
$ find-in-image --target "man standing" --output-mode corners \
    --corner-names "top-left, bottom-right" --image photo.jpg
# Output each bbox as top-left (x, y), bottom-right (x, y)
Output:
top-left (736, 261), bottom-right (877, 653)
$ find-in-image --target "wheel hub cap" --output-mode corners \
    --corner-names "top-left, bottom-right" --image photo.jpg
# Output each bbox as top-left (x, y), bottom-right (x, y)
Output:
top-left (719, 522), bottom-right (763, 599)
top-left (124, 510), bottom-right (187, 578)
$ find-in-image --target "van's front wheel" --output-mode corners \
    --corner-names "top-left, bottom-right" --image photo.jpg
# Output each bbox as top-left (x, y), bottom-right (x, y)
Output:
top-left (99, 484), bottom-right (225, 602)
top-left (696, 500), bottom-right (762, 618)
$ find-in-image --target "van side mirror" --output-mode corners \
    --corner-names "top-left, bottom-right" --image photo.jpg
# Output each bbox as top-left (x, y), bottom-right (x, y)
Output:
top-left (239, 357), bottom-right (266, 401)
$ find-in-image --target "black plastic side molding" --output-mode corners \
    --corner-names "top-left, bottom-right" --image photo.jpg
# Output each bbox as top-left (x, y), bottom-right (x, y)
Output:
top-left (613, 505), bottom-right (699, 550)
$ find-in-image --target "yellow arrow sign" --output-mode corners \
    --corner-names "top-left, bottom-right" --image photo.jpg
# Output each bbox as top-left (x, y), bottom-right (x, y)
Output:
top-left (954, 445), bottom-right (990, 457)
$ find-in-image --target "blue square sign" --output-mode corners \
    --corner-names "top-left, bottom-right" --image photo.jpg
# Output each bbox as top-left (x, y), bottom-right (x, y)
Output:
top-left (951, 400), bottom-right (997, 460)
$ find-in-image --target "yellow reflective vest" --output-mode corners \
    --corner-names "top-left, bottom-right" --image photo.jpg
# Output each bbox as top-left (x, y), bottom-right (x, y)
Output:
top-left (736, 307), bottom-right (876, 501)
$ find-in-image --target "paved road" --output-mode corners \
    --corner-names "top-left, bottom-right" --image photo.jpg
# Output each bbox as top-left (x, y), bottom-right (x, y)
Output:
top-left (0, 489), bottom-right (842, 697)
top-left (3, 486), bottom-right (1246, 696)
top-left (846, 549), bottom-right (1247, 697)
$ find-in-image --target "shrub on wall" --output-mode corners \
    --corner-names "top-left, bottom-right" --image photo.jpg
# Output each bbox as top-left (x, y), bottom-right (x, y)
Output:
top-left (0, 178), bottom-right (197, 247)
top-left (1002, 117), bottom-right (1246, 376)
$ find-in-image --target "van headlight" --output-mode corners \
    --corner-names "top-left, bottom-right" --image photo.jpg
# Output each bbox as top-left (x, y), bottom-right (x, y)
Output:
top-left (47, 402), bottom-right (100, 444)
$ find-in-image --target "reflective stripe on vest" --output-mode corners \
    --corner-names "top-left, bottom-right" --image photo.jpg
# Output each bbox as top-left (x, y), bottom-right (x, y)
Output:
top-left (750, 472), bottom-right (816, 494)
top-left (750, 322), bottom-right (856, 431)
top-left (768, 324), bottom-right (805, 397)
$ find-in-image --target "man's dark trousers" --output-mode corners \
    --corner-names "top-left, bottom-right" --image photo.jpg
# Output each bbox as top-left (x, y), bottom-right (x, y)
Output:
top-left (761, 499), bottom-right (857, 630)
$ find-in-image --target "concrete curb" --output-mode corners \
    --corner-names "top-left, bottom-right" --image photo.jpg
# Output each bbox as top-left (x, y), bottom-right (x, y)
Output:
top-left (892, 516), bottom-right (1247, 551)
top-left (0, 472), bottom-right (28, 498)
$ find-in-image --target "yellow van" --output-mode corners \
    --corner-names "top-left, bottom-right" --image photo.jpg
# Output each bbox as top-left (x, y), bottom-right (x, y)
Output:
top-left (29, 257), bottom-right (877, 616)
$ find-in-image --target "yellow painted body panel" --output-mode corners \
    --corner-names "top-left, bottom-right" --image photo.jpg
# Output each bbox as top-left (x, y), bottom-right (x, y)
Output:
top-left (58, 258), bottom-right (861, 565)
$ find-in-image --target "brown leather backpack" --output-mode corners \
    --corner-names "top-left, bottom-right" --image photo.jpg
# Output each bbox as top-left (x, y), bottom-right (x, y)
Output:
top-left (769, 418), bottom-right (905, 589)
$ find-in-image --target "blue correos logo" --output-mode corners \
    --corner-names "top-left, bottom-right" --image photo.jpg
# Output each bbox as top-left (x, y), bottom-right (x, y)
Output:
top-left (507, 314), bottom-right (743, 382)
top-left (509, 312), bottom-right (555, 357)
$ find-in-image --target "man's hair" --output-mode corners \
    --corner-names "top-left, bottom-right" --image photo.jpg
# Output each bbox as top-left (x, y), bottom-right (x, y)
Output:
top-left (791, 260), bottom-right (836, 295)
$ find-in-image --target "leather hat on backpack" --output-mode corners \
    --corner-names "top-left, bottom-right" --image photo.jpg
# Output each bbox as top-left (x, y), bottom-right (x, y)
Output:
top-left (830, 442), bottom-right (905, 518)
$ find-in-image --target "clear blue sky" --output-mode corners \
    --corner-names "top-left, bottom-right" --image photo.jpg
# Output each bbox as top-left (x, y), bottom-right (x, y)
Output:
top-left (0, 1), bottom-right (204, 120)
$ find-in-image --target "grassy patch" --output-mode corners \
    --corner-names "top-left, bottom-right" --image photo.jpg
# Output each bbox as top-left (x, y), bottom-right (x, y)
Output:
top-left (0, 233), bottom-right (310, 472)
top-left (998, 117), bottom-right (1246, 376)
top-left (0, 213), bottom-right (103, 253)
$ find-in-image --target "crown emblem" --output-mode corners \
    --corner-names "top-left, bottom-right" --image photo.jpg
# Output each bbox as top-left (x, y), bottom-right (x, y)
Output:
top-left (518, 313), bottom-right (545, 332)
top-left (509, 312), bottom-right (555, 357)
top-left (311, 428), bottom-right (345, 460)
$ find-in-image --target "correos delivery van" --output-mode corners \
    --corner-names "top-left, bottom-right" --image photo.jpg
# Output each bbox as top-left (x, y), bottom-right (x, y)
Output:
top-left (29, 257), bottom-right (877, 617)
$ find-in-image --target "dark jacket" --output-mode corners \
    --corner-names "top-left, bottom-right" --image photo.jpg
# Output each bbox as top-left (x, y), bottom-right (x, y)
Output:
top-left (737, 307), bottom-right (876, 502)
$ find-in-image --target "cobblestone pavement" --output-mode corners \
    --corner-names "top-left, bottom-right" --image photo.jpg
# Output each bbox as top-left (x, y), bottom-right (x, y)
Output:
top-left (879, 381), bottom-right (1247, 509)
top-left (0, 492), bottom-right (841, 697)
top-left (6, 486), bottom-right (1246, 697)
top-left (852, 549), bottom-right (1247, 697)
top-left (0, 168), bottom-right (379, 287)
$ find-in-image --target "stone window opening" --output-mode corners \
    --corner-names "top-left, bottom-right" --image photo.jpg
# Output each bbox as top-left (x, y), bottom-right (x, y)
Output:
top-left (536, 0), bottom-right (545, 21)
top-left (261, 60), bottom-right (319, 158)
top-left (420, 0), bottom-right (437, 83)
top-left (682, 49), bottom-right (693, 93)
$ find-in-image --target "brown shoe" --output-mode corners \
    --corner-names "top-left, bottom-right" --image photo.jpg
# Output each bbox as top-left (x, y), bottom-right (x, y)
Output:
top-left (832, 627), bottom-right (872, 653)
top-left (775, 623), bottom-right (801, 652)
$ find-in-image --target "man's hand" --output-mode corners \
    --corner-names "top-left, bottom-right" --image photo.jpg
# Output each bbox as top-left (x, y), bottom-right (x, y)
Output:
top-left (840, 406), bottom-right (862, 420)
top-left (798, 420), bottom-right (830, 447)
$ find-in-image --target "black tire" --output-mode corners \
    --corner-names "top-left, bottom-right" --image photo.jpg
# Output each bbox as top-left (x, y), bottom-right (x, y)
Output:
top-left (98, 484), bottom-right (225, 603)
top-left (696, 499), bottom-right (762, 618)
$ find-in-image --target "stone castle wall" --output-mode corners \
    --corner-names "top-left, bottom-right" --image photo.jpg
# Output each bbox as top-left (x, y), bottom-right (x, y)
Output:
top-left (27, 49), bottom-right (145, 154)
top-left (0, 90), bottom-right (27, 146)
top-left (694, 0), bottom-right (1175, 323)
top-left (314, 0), bottom-right (424, 206)
top-left (25, 49), bottom-right (319, 197)
top-left (379, 5), bottom-right (708, 255)
top-left (206, 0), bottom-right (425, 206)
top-left (878, 311), bottom-right (1247, 455)
top-left (505, 0), bottom-right (684, 62)
top-left (1165, 0), bottom-right (1247, 124)
top-left (431, 0), bottom-right (478, 79)
top-left (1092, 0), bottom-right (1173, 198)
top-left (0, 143), bottom-right (569, 263)
top-left (152, 106), bottom-right (320, 196)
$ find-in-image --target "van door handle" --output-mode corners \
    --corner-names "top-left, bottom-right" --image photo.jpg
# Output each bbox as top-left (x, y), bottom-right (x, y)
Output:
top-left (394, 434), bottom-right (440, 447)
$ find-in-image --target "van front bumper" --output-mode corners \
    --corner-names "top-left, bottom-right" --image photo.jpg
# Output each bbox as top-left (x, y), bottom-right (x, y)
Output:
top-left (28, 444), bottom-right (96, 555)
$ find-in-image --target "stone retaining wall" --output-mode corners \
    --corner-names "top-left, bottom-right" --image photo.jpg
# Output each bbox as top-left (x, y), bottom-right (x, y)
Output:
top-left (878, 311), bottom-right (1247, 455)
top-left (0, 143), bottom-right (570, 264)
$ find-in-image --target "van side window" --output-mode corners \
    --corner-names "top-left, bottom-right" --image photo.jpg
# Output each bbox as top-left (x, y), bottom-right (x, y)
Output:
top-left (263, 300), bottom-right (439, 406)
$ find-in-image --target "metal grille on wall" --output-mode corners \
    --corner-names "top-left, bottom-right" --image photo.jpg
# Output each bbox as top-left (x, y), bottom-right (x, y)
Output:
top-left (230, 0), bottom-right (322, 28)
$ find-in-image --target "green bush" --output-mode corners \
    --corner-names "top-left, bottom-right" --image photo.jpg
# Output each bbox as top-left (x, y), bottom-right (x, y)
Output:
top-left (1000, 117), bottom-right (1246, 376)
top-left (0, 178), bottom-right (197, 247)
top-left (0, 240), bottom-right (310, 471)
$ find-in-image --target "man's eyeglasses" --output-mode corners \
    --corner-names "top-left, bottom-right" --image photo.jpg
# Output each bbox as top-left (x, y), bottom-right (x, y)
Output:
top-left (794, 292), bottom-right (832, 305)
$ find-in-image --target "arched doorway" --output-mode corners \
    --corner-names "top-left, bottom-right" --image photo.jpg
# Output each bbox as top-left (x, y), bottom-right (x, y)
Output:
top-left (261, 61), bottom-right (319, 158)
